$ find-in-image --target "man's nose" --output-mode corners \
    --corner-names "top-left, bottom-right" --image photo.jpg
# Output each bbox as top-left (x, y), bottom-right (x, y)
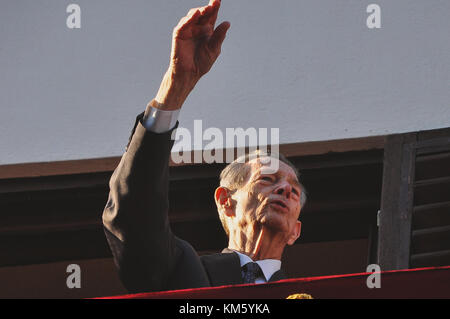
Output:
top-left (275, 181), bottom-right (292, 198)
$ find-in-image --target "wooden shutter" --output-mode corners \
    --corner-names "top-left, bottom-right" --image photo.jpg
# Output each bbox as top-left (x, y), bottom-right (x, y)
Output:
top-left (378, 128), bottom-right (450, 270)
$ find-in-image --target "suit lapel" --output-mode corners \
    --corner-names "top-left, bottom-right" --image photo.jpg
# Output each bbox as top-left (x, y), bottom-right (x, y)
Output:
top-left (268, 269), bottom-right (288, 282)
top-left (200, 250), bottom-right (243, 287)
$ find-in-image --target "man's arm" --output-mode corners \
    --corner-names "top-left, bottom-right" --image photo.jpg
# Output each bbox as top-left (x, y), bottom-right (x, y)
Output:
top-left (102, 0), bottom-right (230, 293)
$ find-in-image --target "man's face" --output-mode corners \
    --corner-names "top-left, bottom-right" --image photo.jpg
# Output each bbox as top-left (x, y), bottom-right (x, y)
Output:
top-left (230, 156), bottom-right (302, 244)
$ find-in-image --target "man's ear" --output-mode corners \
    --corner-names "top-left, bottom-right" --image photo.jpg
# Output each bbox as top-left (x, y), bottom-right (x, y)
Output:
top-left (214, 186), bottom-right (235, 217)
top-left (287, 221), bottom-right (301, 246)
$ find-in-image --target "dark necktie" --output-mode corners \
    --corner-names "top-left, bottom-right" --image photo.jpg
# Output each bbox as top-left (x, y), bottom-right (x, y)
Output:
top-left (242, 262), bottom-right (263, 284)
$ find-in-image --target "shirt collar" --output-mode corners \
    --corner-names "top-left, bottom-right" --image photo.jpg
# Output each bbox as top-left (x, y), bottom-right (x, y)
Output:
top-left (231, 250), bottom-right (282, 282)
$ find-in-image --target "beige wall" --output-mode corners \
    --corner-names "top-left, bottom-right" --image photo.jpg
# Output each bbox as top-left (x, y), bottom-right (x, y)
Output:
top-left (1, 0), bottom-right (449, 165)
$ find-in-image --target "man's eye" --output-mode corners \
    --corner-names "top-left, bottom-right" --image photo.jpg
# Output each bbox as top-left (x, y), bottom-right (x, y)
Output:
top-left (261, 176), bottom-right (273, 182)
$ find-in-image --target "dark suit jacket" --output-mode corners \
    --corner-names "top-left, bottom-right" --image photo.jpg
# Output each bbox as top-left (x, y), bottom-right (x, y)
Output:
top-left (102, 112), bottom-right (287, 293)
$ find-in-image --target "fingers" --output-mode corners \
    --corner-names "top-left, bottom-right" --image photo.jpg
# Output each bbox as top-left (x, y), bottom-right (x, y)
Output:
top-left (175, 8), bottom-right (200, 32)
top-left (198, 0), bottom-right (221, 26)
top-left (208, 21), bottom-right (230, 54)
top-left (182, 0), bottom-right (220, 27)
top-left (175, 1), bottom-right (223, 38)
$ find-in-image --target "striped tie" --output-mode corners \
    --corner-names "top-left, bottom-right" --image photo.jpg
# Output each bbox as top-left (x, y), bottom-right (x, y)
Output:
top-left (242, 262), bottom-right (263, 284)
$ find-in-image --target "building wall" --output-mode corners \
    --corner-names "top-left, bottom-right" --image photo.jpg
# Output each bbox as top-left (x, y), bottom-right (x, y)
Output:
top-left (1, 0), bottom-right (449, 164)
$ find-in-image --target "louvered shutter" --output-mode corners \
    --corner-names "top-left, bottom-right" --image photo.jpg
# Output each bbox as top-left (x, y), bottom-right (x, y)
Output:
top-left (378, 128), bottom-right (450, 270)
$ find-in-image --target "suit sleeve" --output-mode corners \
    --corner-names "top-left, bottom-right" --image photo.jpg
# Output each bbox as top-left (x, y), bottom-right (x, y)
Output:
top-left (102, 111), bottom-right (180, 293)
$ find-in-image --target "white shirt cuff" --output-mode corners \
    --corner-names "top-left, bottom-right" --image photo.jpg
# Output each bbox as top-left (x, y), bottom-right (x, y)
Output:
top-left (142, 103), bottom-right (180, 133)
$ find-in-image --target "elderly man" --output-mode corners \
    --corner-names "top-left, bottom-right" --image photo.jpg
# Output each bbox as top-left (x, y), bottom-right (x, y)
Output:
top-left (102, 0), bottom-right (306, 293)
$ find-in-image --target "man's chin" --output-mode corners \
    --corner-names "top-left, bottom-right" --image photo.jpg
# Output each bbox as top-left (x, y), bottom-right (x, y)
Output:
top-left (260, 210), bottom-right (288, 233)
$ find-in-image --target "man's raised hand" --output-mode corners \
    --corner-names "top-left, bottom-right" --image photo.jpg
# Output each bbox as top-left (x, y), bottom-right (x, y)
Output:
top-left (171, 0), bottom-right (230, 79)
top-left (152, 0), bottom-right (230, 110)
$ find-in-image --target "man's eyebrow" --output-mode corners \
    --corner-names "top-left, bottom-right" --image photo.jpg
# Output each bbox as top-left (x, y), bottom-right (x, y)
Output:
top-left (254, 169), bottom-right (276, 180)
top-left (259, 168), bottom-right (301, 188)
top-left (257, 169), bottom-right (272, 177)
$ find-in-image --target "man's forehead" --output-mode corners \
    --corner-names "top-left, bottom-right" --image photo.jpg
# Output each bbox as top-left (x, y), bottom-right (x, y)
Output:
top-left (248, 156), bottom-right (299, 182)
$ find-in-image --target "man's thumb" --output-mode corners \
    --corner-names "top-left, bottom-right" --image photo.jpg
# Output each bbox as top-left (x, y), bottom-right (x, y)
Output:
top-left (208, 21), bottom-right (230, 53)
